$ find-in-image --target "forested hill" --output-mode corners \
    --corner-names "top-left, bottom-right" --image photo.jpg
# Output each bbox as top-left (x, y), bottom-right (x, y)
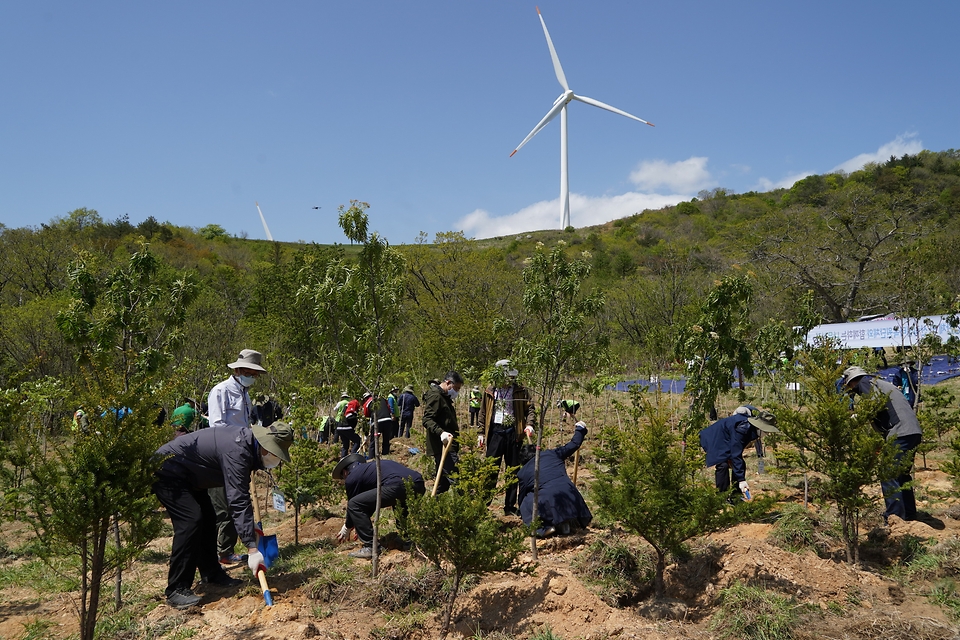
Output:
top-left (2, 149), bottom-right (959, 399)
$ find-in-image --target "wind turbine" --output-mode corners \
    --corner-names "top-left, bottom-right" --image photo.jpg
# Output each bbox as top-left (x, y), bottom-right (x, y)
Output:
top-left (511, 7), bottom-right (654, 230)
top-left (255, 201), bottom-right (274, 241)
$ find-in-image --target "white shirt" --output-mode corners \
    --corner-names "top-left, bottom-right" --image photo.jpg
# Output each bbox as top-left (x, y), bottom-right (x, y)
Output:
top-left (207, 376), bottom-right (252, 429)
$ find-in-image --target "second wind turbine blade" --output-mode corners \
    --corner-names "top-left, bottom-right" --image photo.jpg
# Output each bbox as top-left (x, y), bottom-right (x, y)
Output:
top-left (574, 95), bottom-right (655, 126)
top-left (255, 201), bottom-right (274, 242)
top-left (510, 96), bottom-right (566, 157)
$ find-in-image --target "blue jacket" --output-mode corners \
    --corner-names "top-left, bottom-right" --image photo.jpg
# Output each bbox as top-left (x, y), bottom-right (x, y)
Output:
top-left (517, 425), bottom-right (592, 528)
top-left (699, 415), bottom-right (758, 482)
top-left (344, 459), bottom-right (424, 498)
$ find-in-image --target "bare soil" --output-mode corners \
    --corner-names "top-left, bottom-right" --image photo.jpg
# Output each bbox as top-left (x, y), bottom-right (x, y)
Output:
top-left (2, 456), bottom-right (960, 639)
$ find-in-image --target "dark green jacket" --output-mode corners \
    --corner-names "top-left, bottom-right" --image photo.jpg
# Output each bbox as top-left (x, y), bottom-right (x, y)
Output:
top-left (422, 384), bottom-right (459, 457)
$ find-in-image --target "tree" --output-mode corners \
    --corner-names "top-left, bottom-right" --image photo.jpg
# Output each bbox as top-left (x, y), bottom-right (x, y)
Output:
top-left (753, 182), bottom-right (921, 322)
top-left (675, 273), bottom-right (753, 433)
top-left (591, 389), bottom-right (734, 597)
top-left (5, 242), bottom-right (196, 640)
top-left (296, 201), bottom-right (405, 575)
top-left (511, 241), bottom-right (608, 560)
top-left (774, 347), bottom-right (897, 564)
top-left (402, 231), bottom-right (525, 376)
top-left (404, 449), bottom-right (528, 636)
top-left (275, 438), bottom-right (339, 545)
top-left (609, 248), bottom-right (707, 372)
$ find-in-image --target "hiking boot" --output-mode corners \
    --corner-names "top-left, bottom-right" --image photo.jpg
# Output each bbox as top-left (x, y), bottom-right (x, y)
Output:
top-left (503, 506), bottom-right (520, 517)
top-left (166, 588), bottom-right (201, 609)
top-left (535, 526), bottom-right (556, 538)
top-left (219, 553), bottom-right (246, 566)
top-left (348, 546), bottom-right (376, 559)
top-left (201, 572), bottom-right (243, 588)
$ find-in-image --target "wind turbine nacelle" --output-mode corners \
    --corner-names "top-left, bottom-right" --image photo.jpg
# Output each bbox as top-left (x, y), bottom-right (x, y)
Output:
top-left (554, 90), bottom-right (575, 107)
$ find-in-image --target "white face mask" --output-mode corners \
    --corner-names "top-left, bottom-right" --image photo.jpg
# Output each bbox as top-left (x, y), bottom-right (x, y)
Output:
top-left (261, 450), bottom-right (281, 469)
top-left (238, 375), bottom-right (257, 388)
top-left (446, 387), bottom-right (459, 400)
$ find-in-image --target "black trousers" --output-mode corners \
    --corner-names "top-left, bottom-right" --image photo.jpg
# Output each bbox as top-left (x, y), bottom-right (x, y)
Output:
top-left (485, 427), bottom-right (521, 510)
top-left (346, 479), bottom-right (426, 545)
top-left (153, 478), bottom-right (224, 596)
top-left (399, 415), bottom-right (413, 438)
top-left (338, 429), bottom-right (361, 458)
top-left (882, 433), bottom-right (921, 521)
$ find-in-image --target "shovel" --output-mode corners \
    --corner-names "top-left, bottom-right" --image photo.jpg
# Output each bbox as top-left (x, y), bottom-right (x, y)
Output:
top-left (249, 478), bottom-right (279, 605)
top-left (432, 435), bottom-right (454, 497)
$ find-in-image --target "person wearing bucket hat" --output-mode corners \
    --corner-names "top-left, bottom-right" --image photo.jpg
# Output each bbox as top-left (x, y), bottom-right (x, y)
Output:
top-left (842, 365), bottom-right (923, 522)
top-left (207, 349), bottom-right (267, 567)
top-left (699, 405), bottom-right (779, 501)
top-left (399, 385), bottom-right (420, 439)
top-left (332, 454), bottom-right (425, 559)
top-left (152, 418), bottom-right (293, 609)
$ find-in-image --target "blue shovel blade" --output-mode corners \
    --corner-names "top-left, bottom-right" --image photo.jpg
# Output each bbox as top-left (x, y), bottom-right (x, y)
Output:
top-left (258, 534), bottom-right (279, 568)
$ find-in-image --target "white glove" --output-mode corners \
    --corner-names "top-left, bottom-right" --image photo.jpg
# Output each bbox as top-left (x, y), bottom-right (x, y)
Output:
top-left (440, 431), bottom-right (453, 445)
top-left (738, 481), bottom-right (752, 501)
top-left (336, 523), bottom-right (351, 544)
top-left (523, 425), bottom-right (534, 438)
top-left (247, 550), bottom-right (266, 576)
top-left (575, 421), bottom-right (587, 430)
top-left (477, 434), bottom-right (485, 448)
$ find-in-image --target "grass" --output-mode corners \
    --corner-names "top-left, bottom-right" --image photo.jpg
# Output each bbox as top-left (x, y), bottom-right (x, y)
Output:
top-left (0, 556), bottom-right (80, 594)
top-left (710, 582), bottom-right (800, 640)
top-left (365, 565), bottom-right (447, 611)
top-left (929, 579), bottom-right (960, 621)
top-left (529, 626), bottom-right (563, 640)
top-left (572, 534), bottom-right (653, 607)
top-left (369, 611), bottom-right (429, 640)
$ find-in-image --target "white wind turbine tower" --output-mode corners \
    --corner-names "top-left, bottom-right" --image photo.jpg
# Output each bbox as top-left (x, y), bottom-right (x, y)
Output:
top-left (511, 7), bottom-right (654, 230)
top-left (254, 201), bottom-right (274, 241)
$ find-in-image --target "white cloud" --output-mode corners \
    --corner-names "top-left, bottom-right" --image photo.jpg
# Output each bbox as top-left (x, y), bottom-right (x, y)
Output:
top-left (629, 156), bottom-right (715, 192)
top-left (831, 133), bottom-right (924, 174)
top-left (752, 171), bottom-right (815, 192)
top-left (455, 191), bottom-right (687, 239)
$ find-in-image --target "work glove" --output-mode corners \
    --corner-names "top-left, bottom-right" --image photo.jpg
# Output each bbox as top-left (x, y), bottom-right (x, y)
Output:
top-left (738, 481), bottom-right (752, 502)
top-left (477, 434), bottom-right (484, 448)
top-left (440, 431), bottom-right (453, 445)
top-left (336, 523), bottom-right (351, 544)
top-left (574, 421), bottom-right (587, 432)
top-left (247, 550), bottom-right (266, 576)
top-left (523, 425), bottom-right (534, 439)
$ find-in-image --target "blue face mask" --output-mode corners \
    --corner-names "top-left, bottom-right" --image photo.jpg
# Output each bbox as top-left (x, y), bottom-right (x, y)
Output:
top-left (447, 387), bottom-right (459, 400)
top-left (238, 375), bottom-right (257, 388)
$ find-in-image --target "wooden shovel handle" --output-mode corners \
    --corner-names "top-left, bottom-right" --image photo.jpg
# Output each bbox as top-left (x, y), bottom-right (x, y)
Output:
top-left (432, 436), bottom-right (454, 497)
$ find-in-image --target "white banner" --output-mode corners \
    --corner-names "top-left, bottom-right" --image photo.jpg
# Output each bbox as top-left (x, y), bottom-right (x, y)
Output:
top-left (806, 314), bottom-right (960, 349)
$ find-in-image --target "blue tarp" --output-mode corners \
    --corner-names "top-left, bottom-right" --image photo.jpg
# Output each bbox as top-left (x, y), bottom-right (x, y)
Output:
top-left (614, 355), bottom-right (960, 394)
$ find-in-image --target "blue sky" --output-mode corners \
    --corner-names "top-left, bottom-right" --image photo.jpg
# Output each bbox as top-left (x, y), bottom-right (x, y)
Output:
top-left (2, 2), bottom-right (956, 244)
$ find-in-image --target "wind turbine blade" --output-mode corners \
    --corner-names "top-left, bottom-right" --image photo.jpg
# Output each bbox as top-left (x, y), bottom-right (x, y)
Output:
top-left (537, 7), bottom-right (569, 91)
top-left (573, 94), bottom-right (655, 126)
top-left (255, 201), bottom-right (274, 241)
top-left (510, 96), bottom-right (566, 157)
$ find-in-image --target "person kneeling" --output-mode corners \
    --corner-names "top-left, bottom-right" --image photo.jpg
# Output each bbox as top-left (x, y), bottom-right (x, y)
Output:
top-left (332, 453), bottom-right (425, 558)
top-left (516, 421), bottom-right (592, 537)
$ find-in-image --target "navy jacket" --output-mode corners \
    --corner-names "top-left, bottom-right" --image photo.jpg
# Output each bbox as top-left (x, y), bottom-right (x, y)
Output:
top-left (699, 414), bottom-right (758, 482)
top-left (155, 424), bottom-right (264, 547)
top-left (517, 426), bottom-right (592, 528)
top-left (344, 459), bottom-right (424, 498)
